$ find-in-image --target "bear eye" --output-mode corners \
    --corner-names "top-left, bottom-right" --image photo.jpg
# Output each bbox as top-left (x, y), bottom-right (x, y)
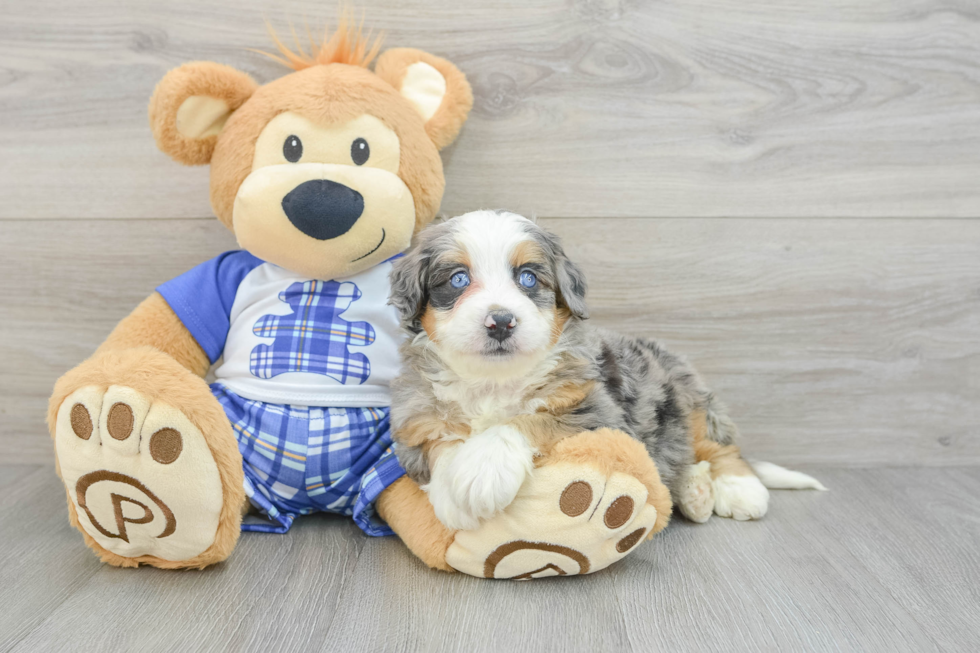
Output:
top-left (283, 135), bottom-right (303, 163)
top-left (450, 271), bottom-right (470, 289)
top-left (351, 138), bottom-right (370, 166)
top-left (519, 271), bottom-right (537, 289)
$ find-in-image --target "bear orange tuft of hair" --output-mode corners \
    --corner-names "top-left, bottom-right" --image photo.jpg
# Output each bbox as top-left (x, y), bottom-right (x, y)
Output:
top-left (255, 9), bottom-right (384, 71)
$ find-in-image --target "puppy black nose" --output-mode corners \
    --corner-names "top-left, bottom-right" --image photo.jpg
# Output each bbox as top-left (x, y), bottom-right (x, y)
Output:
top-left (281, 179), bottom-right (364, 240)
top-left (485, 312), bottom-right (517, 342)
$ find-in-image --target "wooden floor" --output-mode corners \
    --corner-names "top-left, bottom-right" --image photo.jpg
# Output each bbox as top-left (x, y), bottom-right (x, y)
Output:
top-left (1, 465), bottom-right (977, 653)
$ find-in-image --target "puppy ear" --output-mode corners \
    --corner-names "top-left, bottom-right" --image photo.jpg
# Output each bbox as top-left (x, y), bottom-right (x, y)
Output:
top-left (536, 229), bottom-right (589, 320)
top-left (556, 255), bottom-right (590, 320)
top-left (389, 247), bottom-right (431, 333)
top-left (374, 48), bottom-right (473, 150)
top-left (148, 62), bottom-right (258, 165)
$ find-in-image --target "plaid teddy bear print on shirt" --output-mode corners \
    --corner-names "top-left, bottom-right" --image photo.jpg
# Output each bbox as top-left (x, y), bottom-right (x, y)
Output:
top-left (249, 280), bottom-right (376, 384)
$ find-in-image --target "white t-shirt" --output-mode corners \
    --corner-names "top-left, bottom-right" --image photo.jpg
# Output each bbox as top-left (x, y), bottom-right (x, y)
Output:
top-left (158, 251), bottom-right (404, 407)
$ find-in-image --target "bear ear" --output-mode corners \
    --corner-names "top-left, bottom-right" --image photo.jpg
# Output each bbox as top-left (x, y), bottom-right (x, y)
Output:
top-left (374, 48), bottom-right (473, 150)
top-left (148, 62), bottom-right (258, 165)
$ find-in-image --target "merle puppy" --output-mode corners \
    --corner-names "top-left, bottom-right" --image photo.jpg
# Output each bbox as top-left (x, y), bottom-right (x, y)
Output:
top-left (387, 210), bottom-right (819, 531)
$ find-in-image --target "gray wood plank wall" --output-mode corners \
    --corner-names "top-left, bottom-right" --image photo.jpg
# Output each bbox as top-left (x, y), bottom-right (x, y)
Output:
top-left (1, 0), bottom-right (977, 466)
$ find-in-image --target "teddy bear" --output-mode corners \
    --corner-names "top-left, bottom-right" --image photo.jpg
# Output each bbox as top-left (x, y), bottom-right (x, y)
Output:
top-left (47, 19), bottom-right (672, 578)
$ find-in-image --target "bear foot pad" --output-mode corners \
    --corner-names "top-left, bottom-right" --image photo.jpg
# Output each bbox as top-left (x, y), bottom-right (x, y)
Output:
top-left (446, 462), bottom-right (659, 579)
top-left (55, 385), bottom-right (225, 562)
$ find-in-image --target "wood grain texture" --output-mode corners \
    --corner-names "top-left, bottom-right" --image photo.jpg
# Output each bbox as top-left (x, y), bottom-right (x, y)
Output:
top-left (2, 217), bottom-right (978, 467)
top-left (0, 467), bottom-right (368, 652)
top-left (5, 466), bottom-right (978, 652)
top-left (0, 466), bottom-right (104, 650)
top-left (2, 0), bottom-right (980, 219)
top-left (0, 220), bottom-right (239, 465)
top-left (796, 467), bottom-right (980, 651)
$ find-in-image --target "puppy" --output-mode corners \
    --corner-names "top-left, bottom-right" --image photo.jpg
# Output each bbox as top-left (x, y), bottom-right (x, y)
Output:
top-left (389, 210), bottom-right (802, 531)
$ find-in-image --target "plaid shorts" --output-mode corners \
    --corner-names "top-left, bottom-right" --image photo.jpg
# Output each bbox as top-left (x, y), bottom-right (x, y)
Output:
top-left (211, 383), bottom-right (405, 536)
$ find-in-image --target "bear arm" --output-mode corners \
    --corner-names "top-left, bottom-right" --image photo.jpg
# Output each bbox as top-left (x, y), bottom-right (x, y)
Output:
top-left (96, 292), bottom-right (210, 378)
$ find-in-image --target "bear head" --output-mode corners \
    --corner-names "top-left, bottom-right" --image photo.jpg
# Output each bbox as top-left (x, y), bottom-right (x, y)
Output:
top-left (148, 20), bottom-right (472, 280)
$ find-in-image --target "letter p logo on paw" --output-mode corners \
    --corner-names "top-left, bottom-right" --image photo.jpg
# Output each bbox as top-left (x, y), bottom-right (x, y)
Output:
top-left (75, 471), bottom-right (176, 543)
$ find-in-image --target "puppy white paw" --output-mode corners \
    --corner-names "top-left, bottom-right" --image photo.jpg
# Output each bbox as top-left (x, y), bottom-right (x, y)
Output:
top-left (425, 425), bottom-right (534, 531)
top-left (426, 455), bottom-right (481, 531)
top-left (676, 461), bottom-right (715, 523)
top-left (712, 474), bottom-right (769, 521)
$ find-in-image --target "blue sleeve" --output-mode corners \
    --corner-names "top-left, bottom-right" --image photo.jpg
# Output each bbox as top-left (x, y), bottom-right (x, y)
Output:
top-left (157, 251), bottom-right (264, 364)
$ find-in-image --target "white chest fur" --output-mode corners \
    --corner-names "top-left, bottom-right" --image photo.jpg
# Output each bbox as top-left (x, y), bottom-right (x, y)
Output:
top-left (428, 354), bottom-right (559, 433)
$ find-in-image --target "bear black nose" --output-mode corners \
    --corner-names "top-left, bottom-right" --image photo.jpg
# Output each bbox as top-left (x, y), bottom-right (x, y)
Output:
top-left (281, 179), bottom-right (364, 240)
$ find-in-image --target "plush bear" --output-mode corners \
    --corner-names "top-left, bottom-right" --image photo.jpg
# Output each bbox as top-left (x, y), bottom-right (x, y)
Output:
top-left (47, 20), bottom-right (672, 577)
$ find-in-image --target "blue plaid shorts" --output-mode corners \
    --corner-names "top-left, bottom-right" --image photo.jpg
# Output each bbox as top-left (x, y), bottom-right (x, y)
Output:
top-left (211, 383), bottom-right (405, 536)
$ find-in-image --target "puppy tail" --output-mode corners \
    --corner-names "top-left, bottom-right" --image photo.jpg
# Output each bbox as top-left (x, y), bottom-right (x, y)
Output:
top-left (749, 460), bottom-right (828, 491)
top-left (702, 397), bottom-right (826, 490)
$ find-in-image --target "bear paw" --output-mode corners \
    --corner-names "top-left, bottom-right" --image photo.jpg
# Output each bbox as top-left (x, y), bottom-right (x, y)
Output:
top-left (445, 429), bottom-right (671, 579)
top-left (55, 385), bottom-right (227, 563)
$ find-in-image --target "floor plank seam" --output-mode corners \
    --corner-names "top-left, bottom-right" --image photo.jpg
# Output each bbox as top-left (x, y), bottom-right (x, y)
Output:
top-left (612, 587), bottom-right (637, 653)
top-left (2, 564), bottom-right (102, 653)
top-left (318, 531), bottom-right (368, 643)
top-left (779, 503), bottom-right (947, 651)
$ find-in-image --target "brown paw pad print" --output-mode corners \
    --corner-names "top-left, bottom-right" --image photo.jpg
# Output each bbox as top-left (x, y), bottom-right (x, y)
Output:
top-left (481, 478), bottom-right (650, 579)
top-left (107, 402), bottom-right (134, 440)
top-left (70, 403), bottom-right (93, 440)
top-left (68, 401), bottom-right (183, 465)
top-left (559, 481), bottom-right (647, 555)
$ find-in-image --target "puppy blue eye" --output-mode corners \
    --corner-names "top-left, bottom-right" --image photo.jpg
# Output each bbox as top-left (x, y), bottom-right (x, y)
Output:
top-left (450, 271), bottom-right (470, 289)
top-left (519, 271), bottom-right (537, 288)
